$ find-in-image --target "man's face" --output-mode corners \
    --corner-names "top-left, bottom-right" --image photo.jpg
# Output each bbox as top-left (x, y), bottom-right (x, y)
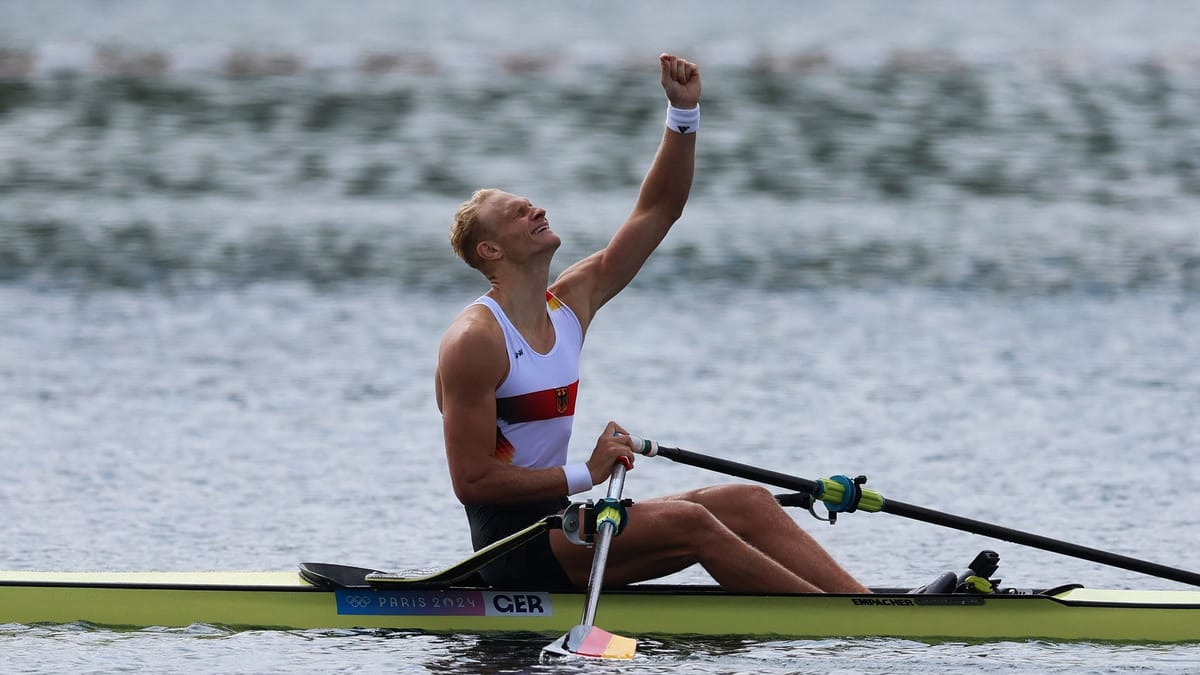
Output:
top-left (478, 192), bottom-right (560, 263)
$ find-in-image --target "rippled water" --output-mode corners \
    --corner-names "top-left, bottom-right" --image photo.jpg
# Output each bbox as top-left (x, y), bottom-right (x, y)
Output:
top-left (1, 63), bottom-right (1197, 292)
top-left (2, 1), bottom-right (1199, 673)
top-left (5, 626), bottom-right (1200, 675)
top-left (3, 3), bottom-right (1200, 293)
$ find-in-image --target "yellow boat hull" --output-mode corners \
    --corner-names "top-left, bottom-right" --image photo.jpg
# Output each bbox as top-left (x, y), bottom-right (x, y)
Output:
top-left (2, 570), bottom-right (1198, 642)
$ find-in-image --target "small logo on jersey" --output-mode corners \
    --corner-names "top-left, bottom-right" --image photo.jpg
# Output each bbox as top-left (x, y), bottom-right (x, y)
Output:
top-left (555, 387), bottom-right (570, 414)
top-left (515, 348), bottom-right (524, 359)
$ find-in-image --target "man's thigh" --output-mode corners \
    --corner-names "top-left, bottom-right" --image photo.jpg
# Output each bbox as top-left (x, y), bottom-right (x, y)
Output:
top-left (548, 497), bottom-right (704, 587)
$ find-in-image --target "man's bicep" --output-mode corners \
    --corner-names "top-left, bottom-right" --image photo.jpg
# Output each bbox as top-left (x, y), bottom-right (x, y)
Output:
top-left (437, 334), bottom-right (504, 500)
top-left (554, 213), bottom-right (662, 316)
top-left (440, 372), bottom-right (496, 459)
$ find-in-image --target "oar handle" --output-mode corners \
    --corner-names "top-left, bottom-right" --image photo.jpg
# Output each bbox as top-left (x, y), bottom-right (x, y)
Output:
top-left (627, 436), bottom-right (659, 457)
top-left (613, 454), bottom-right (632, 473)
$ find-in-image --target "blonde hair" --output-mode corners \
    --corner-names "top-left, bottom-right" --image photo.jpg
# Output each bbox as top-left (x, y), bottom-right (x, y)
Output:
top-left (450, 188), bottom-right (500, 270)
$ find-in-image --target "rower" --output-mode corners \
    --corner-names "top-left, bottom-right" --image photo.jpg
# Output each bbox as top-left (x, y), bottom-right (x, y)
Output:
top-left (435, 53), bottom-right (873, 596)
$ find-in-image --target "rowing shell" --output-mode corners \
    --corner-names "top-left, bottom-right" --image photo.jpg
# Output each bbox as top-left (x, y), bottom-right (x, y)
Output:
top-left (2, 565), bottom-right (1198, 643)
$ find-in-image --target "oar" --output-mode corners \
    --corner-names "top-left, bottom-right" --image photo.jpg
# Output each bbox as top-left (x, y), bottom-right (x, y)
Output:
top-left (542, 457), bottom-right (637, 660)
top-left (628, 436), bottom-right (1200, 588)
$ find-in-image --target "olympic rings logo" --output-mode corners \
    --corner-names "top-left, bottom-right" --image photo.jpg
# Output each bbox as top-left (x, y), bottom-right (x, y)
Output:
top-left (344, 594), bottom-right (373, 609)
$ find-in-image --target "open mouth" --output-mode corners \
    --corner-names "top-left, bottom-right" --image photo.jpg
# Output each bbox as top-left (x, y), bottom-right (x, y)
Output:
top-left (533, 224), bottom-right (550, 234)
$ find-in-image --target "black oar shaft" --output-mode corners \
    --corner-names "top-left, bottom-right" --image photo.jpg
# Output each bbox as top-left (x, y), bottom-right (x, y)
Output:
top-left (883, 499), bottom-right (1200, 583)
top-left (640, 441), bottom-right (1200, 587)
top-left (653, 444), bottom-right (821, 493)
top-left (881, 499), bottom-right (1200, 586)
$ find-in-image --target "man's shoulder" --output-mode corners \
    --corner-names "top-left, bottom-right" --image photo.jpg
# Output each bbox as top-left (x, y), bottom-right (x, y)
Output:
top-left (441, 304), bottom-right (502, 350)
top-left (438, 304), bottom-right (508, 391)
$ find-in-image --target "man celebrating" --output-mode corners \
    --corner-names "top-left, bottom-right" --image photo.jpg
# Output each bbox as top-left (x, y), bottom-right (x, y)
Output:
top-left (436, 53), bottom-right (869, 594)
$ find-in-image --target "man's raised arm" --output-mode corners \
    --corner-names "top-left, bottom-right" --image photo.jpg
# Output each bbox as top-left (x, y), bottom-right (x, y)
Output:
top-left (553, 53), bottom-right (702, 322)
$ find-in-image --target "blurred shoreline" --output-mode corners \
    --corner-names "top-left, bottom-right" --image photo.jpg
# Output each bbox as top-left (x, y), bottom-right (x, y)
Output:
top-left (2, 43), bottom-right (1200, 80)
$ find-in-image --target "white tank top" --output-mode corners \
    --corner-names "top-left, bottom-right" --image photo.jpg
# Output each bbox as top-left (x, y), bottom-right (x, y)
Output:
top-left (472, 291), bottom-right (583, 469)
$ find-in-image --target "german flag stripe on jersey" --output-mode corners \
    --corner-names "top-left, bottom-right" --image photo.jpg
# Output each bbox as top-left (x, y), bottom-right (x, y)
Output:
top-left (493, 430), bottom-right (516, 462)
top-left (496, 380), bottom-right (578, 424)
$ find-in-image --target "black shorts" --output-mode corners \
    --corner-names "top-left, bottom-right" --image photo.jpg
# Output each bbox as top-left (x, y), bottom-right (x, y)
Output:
top-left (465, 497), bottom-right (572, 590)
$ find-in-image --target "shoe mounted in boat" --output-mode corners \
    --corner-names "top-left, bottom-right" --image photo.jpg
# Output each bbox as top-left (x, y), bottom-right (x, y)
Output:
top-left (907, 550), bottom-right (1002, 594)
top-left (907, 571), bottom-right (958, 594)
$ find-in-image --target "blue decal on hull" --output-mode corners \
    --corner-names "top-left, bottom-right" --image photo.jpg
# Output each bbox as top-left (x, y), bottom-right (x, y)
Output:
top-left (335, 588), bottom-right (553, 617)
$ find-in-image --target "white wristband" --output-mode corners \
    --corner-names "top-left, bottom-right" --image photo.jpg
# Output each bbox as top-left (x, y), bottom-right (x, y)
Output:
top-left (666, 103), bottom-right (699, 134)
top-left (563, 462), bottom-right (593, 495)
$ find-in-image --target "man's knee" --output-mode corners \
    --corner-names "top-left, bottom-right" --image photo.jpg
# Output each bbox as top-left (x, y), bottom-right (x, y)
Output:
top-left (706, 483), bottom-right (776, 508)
top-left (734, 482), bottom-right (772, 504)
top-left (731, 483), bottom-right (774, 500)
top-left (635, 500), bottom-right (719, 538)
